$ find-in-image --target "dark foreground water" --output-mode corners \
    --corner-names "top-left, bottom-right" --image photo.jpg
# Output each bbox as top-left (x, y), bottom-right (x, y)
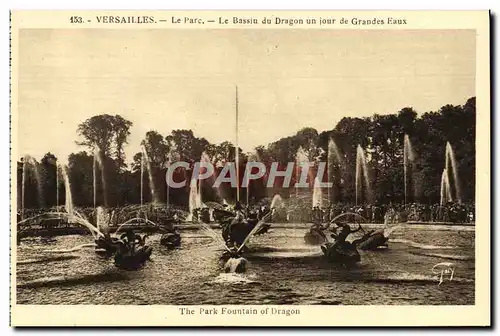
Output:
top-left (16, 224), bottom-right (475, 305)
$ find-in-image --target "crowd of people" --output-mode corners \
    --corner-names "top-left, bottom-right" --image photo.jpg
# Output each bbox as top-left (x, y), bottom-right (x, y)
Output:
top-left (294, 202), bottom-right (475, 224)
top-left (18, 200), bottom-right (475, 232)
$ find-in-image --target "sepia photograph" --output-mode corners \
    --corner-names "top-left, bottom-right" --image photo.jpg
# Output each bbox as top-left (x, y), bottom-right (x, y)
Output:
top-left (9, 10), bottom-right (490, 327)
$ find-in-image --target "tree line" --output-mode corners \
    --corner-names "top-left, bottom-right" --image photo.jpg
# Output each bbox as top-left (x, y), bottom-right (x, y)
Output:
top-left (17, 96), bottom-right (475, 209)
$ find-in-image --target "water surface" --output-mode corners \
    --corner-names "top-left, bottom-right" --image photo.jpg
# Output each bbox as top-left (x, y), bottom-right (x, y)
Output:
top-left (16, 225), bottom-right (475, 305)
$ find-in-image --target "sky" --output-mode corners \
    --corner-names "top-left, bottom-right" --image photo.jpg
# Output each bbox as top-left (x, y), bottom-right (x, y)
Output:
top-left (17, 29), bottom-right (475, 165)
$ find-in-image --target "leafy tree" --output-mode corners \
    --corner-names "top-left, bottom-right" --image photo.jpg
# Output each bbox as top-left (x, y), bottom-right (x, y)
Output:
top-left (76, 114), bottom-right (133, 168)
top-left (20, 96), bottom-right (476, 209)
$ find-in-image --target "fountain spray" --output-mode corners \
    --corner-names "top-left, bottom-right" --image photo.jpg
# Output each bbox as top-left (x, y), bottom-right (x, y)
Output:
top-left (56, 164), bottom-right (60, 209)
top-left (140, 148), bottom-right (144, 207)
top-left (141, 144), bottom-right (158, 204)
top-left (355, 145), bottom-right (371, 206)
top-left (327, 138), bottom-right (343, 204)
top-left (403, 134), bottom-right (416, 206)
top-left (445, 142), bottom-right (462, 204)
top-left (62, 165), bottom-right (74, 215)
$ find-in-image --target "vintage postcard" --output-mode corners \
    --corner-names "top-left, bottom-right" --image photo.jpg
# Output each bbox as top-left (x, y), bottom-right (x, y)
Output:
top-left (10, 10), bottom-right (490, 327)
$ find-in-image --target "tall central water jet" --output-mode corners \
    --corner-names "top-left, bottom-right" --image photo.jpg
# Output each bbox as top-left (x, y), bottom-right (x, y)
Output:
top-left (355, 145), bottom-right (372, 205)
top-left (403, 134), bottom-right (416, 205)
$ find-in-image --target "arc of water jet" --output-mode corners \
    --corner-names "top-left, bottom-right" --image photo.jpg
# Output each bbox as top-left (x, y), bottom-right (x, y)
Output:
top-left (198, 222), bottom-right (231, 252)
top-left (236, 211), bottom-right (273, 253)
top-left (114, 217), bottom-right (160, 235)
top-left (21, 155), bottom-right (45, 211)
top-left (329, 212), bottom-right (367, 224)
top-left (41, 243), bottom-right (97, 254)
top-left (17, 212), bottom-right (66, 226)
top-left (17, 211), bottom-right (105, 239)
top-left (235, 194), bottom-right (283, 253)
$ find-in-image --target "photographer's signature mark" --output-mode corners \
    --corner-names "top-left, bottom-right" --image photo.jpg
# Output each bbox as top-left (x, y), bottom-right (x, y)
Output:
top-left (431, 262), bottom-right (455, 285)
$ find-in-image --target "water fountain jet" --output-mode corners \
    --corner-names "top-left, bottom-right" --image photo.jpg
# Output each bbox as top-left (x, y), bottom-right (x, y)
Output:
top-left (61, 165), bottom-right (74, 216)
top-left (187, 177), bottom-right (202, 222)
top-left (440, 169), bottom-right (452, 206)
top-left (444, 142), bottom-right (462, 204)
top-left (403, 134), bottom-right (416, 206)
top-left (327, 138), bottom-right (343, 203)
top-left (355, 145), bottom-right (372, 205)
